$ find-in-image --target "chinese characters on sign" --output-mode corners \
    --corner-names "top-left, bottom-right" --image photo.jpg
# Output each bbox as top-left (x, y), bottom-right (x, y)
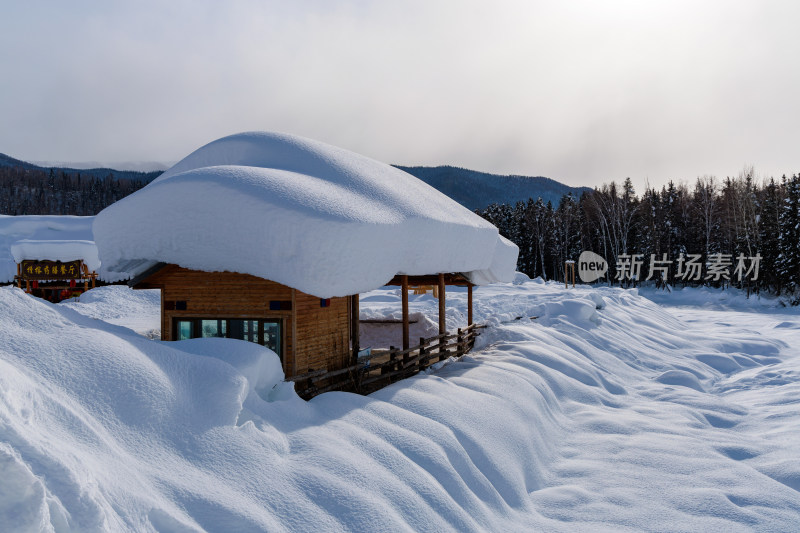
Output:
top-left (613, 253), bottom-right (761, 282)
top-left (20, 260), bottom-right (83, 280)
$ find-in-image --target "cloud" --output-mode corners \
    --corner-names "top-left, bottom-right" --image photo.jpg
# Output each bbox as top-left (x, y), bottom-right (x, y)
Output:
top-left (1, 0), bottom-right (799, 191)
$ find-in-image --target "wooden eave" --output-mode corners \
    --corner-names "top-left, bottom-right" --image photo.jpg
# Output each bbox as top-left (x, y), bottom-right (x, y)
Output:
top-left (129, 264), bottom-right (473, 293)
top-left (128, 262), bottom-right (169, 289)
top-left (385, 273), bottom-right (473, 287)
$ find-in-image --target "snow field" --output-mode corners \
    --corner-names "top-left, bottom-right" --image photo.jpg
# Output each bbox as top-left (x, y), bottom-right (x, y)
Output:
top-left (0, 281), bottom-right (798, 531)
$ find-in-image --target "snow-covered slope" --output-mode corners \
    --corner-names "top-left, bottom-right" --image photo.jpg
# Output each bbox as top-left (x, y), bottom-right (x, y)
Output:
top-left (2, 282), bottom-right (799, 531)
top-left (0, 215), bottom-right (96, 283)
top-left (58, 285), bottom-right (160, 338)
top-left (93, 132), bottom-right (518, 296)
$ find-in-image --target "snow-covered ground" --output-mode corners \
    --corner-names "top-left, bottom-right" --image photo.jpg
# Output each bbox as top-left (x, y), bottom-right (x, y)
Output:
top-left (1, 280), bottom-right (799, 531)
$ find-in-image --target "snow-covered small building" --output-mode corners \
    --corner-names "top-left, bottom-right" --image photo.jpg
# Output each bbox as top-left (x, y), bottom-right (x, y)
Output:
top-left (93, 132), bottom-right (518, 379)
top-left (1, 215), bottom-right (101, 301)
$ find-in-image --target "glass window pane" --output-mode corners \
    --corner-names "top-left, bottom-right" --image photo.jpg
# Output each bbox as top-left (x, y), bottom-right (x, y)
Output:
top-left (200, 319), bottom-right (226, 338)
top-left (263, 321), bottom-right (281, 357)
top-left (244, 320), bottom-right (259, 343)
top-left (228, 319), bottom-right (259, 343)
top-left (176, 320), bottom-right (193, 340)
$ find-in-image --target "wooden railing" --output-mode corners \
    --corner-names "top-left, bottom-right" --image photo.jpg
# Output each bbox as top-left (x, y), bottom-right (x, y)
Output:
top-left (287, 323), bottom-right (484, 400)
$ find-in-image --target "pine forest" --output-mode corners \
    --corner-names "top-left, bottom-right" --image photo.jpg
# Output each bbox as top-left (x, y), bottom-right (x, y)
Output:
top-left (476, 168), bottom-right (800, 301)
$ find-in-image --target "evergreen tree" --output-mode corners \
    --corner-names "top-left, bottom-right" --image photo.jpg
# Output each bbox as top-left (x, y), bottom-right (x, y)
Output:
top-left (777, 174), bottom-right (800, 298)
top-left (757, 178), bottom-right (782, 292)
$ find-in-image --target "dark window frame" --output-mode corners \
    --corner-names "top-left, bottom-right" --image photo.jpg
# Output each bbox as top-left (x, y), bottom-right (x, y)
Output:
top-left (173, 317), bottom-right (283, 360)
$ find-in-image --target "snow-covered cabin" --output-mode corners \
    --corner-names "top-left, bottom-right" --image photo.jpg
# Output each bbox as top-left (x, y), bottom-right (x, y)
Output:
top-left (1, 215), bottom-right (101, 301)
top-left (93, 132), bottom-right (518, 378)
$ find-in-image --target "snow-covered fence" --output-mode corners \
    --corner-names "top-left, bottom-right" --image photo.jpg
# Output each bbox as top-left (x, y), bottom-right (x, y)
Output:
top-left (287, 323), bottom-right (483, 399)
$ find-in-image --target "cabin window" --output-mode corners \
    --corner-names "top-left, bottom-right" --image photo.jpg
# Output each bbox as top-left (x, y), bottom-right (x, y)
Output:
top-left (201, 319), bottom-right (226, 338)
top-left (262, 320), bottom-right (281, 356)
top-left (228, 319), bottom-right (259, 343)
top-left (173, 318), bottom-right (283, 359)
top-left (176, 319), bottom-right (193, 341)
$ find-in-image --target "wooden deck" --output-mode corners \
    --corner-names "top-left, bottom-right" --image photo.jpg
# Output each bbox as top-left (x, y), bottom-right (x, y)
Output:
top-left (287, 323), bottom-right (483, 399)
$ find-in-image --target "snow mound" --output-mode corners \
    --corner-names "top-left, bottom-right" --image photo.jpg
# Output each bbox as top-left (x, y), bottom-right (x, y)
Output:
top-left (0, 286), bottom-right (299, 531)
top-left (539, 298), bottom-right (601, 326)
top-left (171, 338), bottom-right (295, 403)
top-left (93, 132), bottom-right (518, 297)
top-left (512, 271), bottom-right (531, 285)
top-left (655, 370), bottom-right (706, 392)
top-left (58, 285), bottom-right (161, 337)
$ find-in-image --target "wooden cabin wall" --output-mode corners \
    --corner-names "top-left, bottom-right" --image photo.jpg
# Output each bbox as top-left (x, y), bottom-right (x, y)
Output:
top-left (293, 291), bottom-right (351, 375)
top-left (137, 265), bottom-right (351, 378)
top-left (139, 265), bottom-right (295, 375)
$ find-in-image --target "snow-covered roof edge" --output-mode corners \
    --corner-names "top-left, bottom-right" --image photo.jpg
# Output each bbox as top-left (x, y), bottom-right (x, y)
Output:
top-left (10, 240), bottom-right (101, 272)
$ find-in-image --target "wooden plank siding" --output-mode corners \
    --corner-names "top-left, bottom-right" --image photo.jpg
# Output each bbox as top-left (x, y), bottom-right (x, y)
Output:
top-left (135, 265), bottom-right (351, 378)
top-left (293, 292), bottom-right (350, 375)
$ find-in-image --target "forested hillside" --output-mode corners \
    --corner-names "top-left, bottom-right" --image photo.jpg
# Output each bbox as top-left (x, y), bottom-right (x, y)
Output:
top-left (0, 155), bottom-right (159, 215)
top-left (396, 165), bottom-right (590, 210)
top-left (477, 169), bottom-right (800, 299)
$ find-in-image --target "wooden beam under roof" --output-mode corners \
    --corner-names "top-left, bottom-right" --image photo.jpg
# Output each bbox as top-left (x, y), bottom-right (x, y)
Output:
top-left (385, 273), bottom-right (472, 287)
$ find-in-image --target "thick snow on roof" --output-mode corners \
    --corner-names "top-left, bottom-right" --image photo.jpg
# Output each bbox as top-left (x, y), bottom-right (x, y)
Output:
top-left (0, 215), bottom-right (98, 283)
top-left (94, 132), bottom-right (518, 297)
top-left (11, 240), bottom-right (100, 272)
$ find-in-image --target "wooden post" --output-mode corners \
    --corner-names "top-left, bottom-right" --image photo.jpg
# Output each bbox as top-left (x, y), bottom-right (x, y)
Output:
top-left (418, 336), bottom-right (426, 371)
top-left (291, 288), bottom-right (298, 377)
top-left (401, 275), bottom-right (409, 351)
top-left (438, 273), bottom-right (446, 335)
top-left (457, 327), bottom-right (464, 357)
top-left (17, 264), bottom-right (21, 289)
top-left (351, 294), bottom-right (360, 363)
top-left (467, 283), bottom-right (473, 326)
top-left (438, 273), bottom-right (446, 358)
top-left (565, 261), bottom-right (576, 288)
top-left (384, 347), bottom-right (397, 376)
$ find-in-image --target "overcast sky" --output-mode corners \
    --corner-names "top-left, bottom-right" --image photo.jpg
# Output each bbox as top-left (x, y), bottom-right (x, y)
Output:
top-left (2, 0), bottom-right (799, 191)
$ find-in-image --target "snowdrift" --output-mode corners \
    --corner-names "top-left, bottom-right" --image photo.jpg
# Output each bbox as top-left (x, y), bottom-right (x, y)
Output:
top-left (93, 132), bottom-right (518, 296)
top-left (2, 283), bottom-right (800, 531)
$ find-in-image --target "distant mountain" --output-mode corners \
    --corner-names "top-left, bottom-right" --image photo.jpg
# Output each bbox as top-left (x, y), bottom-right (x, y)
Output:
top-left (0, 153), bottom-right (162, 183)
top-left (31, 160), bottom-right (171, 173)
top-left (2, 151), bottom-right (589, 215)
top-left (395, 165), bottom-right (591, 211)
top-left (0, 153), bottom-right (41, 171)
